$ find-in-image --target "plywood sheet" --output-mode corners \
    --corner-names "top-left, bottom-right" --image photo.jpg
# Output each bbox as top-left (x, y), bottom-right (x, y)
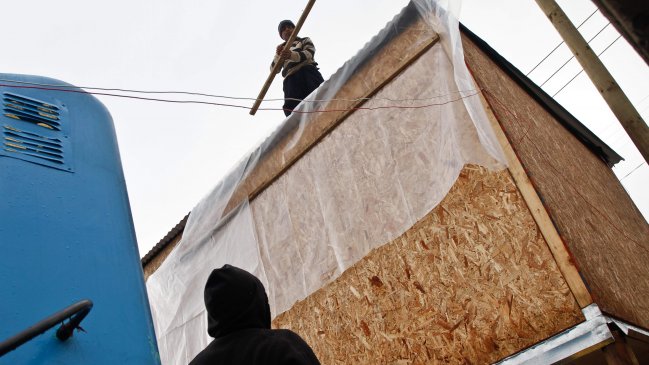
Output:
top-left (462, 35), bottom-right (649, 329)
top-left (273, 165), bottom-right (583, 364)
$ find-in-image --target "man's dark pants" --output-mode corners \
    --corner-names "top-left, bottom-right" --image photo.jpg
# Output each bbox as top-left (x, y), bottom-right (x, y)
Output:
top-left (282, 65), bottom-right (324, 117)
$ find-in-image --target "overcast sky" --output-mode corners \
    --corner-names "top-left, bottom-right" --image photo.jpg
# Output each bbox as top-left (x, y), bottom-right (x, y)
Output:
top-left (1, 0), bottom-right (646, 257)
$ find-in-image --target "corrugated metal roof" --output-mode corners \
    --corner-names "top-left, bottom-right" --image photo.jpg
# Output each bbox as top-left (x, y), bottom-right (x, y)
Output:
top-left (141, 213), bottom-right (188, 266)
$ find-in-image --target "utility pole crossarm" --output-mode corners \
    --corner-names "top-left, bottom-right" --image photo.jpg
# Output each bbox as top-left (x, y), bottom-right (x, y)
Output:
top-left (249, 0), bottom-right (317, 116)
top-left (534, 0), bottom-right (649, 164)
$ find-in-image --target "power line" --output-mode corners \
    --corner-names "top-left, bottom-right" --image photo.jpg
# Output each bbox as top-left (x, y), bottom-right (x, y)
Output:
top-left (526, 8), bottom-right (599, 76)
top-left (0, 78), bottom-right (273, 101)
top-left (552, 34), bottom-right (622, 98)
top-left (621, 161), bottom-right (647, 181)
top-left (0, 78), bottom-right (477, 105)
top-left (0, 83), bottom-right (481, 114)
top-left (539, 22), bottom-right (611, 88)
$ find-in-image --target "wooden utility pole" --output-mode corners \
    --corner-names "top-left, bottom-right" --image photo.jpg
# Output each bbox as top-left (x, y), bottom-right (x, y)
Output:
top-left (250, 0), bottom-right (316, 115)
top-left (535, 0), bottom-right (649, 164)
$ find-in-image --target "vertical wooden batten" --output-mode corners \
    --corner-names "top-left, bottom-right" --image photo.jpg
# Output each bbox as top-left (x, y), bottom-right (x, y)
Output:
top-left (475, 90), bottom-right (593, 308)
top-left (462, 29), bottom-right (649, 329)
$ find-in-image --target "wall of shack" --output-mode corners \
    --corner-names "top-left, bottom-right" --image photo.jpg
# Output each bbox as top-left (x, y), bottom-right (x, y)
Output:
top-left (462, 33), bottom-right (649, 330)
top-left (140, 5), bottom-right (647, 362)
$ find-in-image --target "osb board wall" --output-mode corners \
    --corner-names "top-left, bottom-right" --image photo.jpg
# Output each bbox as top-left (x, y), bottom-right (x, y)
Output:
top-left (273, 165), bottom-right (584, 364)
top-left (143, 233), bottom-right (182, 280)
top-left (462, 36), bottom-right (649, 329)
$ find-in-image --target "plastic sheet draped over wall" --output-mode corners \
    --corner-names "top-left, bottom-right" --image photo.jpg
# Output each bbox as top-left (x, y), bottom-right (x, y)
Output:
top-left (146, 1), bottom-right (507, 364)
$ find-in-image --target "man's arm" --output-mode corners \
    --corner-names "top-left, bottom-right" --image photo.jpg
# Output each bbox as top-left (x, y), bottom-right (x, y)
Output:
top-left (289, 37), bottom-right (315, 63)
top-left (270, 43), bottom-right (286, 74)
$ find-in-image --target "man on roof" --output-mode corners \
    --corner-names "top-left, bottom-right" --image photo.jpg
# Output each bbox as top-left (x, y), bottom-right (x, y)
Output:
top-left (272, 20), bottom-right (324, 117)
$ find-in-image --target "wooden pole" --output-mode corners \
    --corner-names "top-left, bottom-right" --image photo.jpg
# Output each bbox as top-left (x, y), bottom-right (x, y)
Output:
top-left (535, 0), bottom-right (649, 164)
top-left (249, 0), bottom-right (317, 115)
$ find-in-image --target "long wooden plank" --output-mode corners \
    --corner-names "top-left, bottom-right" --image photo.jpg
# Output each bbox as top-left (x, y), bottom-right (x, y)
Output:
top-left (476, 91), bottom-right (593, 308)
top-left (250, 0), bottom-right (317, 115)
top-left (535, 0), bottom-right (649, 164)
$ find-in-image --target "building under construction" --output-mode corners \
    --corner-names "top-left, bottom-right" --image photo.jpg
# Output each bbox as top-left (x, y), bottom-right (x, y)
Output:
top-left (139, 1), bottom-right (649, 364)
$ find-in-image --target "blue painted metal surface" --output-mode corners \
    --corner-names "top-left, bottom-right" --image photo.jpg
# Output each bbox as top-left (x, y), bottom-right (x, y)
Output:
top-left (0, 74), bottom-right (160, 364)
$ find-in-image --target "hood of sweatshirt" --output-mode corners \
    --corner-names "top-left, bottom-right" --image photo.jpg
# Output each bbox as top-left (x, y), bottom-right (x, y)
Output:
top-left (204, 264), bottom-right (271, 338)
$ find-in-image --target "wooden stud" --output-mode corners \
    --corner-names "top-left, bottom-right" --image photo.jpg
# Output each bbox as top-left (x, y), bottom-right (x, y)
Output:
top-left (476, 91), bottom-right (593, 308)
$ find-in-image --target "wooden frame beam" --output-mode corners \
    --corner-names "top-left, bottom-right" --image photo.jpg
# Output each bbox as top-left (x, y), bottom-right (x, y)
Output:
top-left (477, 91), bottom-right (593, 308)
top-left (535, 0), bottom-right (649, 164)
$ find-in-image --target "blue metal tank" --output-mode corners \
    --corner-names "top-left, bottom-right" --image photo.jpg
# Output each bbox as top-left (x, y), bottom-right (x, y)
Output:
top-left (0, 74), bottom-right (160, 364)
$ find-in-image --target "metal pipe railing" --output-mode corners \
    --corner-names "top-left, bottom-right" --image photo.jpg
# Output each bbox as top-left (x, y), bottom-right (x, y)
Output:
top-left (0, 299), bottom-right (93, 357)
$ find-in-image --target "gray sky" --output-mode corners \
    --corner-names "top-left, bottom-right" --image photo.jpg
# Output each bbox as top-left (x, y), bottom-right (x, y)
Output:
top-left (1, 0), bottom-right (647, 257)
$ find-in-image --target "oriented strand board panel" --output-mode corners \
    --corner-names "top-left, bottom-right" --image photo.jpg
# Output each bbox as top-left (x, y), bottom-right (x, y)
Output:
top-left (273, 165), bottom-right (583, 364)
top-left (462, 36), bottom-right (649, 329)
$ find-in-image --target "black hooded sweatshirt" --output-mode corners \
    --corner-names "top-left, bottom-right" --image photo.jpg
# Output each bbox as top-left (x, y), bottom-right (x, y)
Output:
top-left (189, 265), bottom-right (320, 365)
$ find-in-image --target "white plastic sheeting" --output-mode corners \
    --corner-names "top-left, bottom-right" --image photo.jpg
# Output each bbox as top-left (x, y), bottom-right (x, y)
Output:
top-left (146, 1), bottom-right (507, 364)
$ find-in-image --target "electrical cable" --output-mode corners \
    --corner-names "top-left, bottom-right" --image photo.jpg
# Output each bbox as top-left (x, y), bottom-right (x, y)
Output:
top-left (526, 8), bottom-right (599, 76)
top-left (552, 34), bottom-right (621, 98)
top-left (620, 162), bottom-right (646, 181)
top-left (598, 91), bottom-right (649, 137)
top-left (0, 78), bottom-right (478, 105)
top-left (0, 83), bottom-right (480, 114)
top-left (0, 78), bottom-right (272, 101)
top-left (287, 91), bottom-right (481, 114)
top-left (539, 22), bottom-right (610, 88)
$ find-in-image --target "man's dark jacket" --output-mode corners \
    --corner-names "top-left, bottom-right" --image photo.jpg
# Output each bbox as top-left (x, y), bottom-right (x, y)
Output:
top-left (189, 265), bottom-right (320, 365)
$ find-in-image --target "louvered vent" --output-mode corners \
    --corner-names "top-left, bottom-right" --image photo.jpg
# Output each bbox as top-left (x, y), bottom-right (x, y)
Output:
top-left (3, 92), bottom-right (61, 130)
top-left (2, 92), bottom-right (72, 171)
top-left (4, 125), bottom-right (65, 164)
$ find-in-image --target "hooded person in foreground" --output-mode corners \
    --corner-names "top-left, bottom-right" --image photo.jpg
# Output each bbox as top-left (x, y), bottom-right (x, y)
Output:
top-left (189, 264), bottom-right (320, 365)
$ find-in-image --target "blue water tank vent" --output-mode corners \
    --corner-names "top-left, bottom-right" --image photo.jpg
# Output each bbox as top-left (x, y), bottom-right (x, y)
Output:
top-left (1, 92), bottom-right (72, 172)
top-left (3, 92), bottom-right (61, 130)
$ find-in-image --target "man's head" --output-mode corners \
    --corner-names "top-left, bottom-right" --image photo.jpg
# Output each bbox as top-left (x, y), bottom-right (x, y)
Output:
top-left (278, 20), bottom-right (295, 41)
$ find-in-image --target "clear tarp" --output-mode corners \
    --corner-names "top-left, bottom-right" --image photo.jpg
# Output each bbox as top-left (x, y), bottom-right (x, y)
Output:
top-left (146, 1), bottom-right (507, 364)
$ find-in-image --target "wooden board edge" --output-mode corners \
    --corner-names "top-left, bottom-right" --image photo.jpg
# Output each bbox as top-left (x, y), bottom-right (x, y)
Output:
top-left (476, 91), bottom-right (594, 308)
